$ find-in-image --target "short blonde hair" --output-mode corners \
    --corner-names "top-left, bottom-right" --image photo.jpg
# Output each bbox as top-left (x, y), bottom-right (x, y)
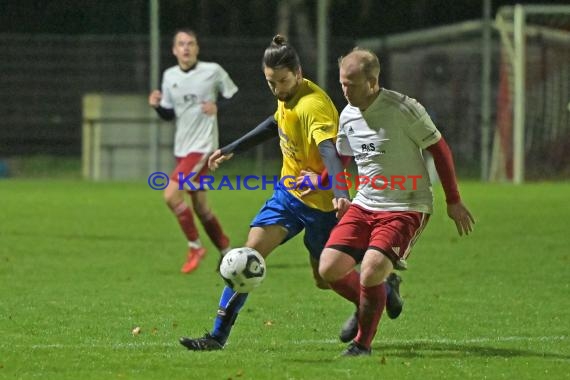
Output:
top-left (339, 47), bottom-right (380, 81)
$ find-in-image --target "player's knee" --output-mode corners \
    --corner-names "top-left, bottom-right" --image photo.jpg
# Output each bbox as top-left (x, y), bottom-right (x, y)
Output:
top-left (359, 258), bottom-right (392, 285)
top-left (318, 264), bottom-right (337, 283)
top-left (308, 257), bottom-right (330, 289)
top-left (317, 257), bottom-right (333, 282)
top-left (164, 191), bottom-right (182, 208)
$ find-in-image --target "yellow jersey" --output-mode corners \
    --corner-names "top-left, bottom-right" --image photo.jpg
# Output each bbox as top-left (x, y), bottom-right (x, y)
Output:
top-left (274, 79), bottom-right (339, 211)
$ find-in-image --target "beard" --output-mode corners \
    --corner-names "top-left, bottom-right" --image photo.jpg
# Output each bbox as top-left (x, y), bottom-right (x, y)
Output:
top-left (273, 80), bottom-right (302, 103)
top-left (276, 93), bottom-right (294, 102)
top-left (274, 81), bottom-right (300, 102)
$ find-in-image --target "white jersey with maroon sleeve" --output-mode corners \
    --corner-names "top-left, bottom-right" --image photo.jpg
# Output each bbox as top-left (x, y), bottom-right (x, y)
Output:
top-left (160, 61), bottom-right (238, 157)
top-left (337, 89), bottom-right (441, 214)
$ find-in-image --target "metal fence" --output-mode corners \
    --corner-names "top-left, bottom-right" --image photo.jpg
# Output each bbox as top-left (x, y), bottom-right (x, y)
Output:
top-left (0, 34), bottom-right (353, 159)
top-left (1, 32), bottom-right (497, 178)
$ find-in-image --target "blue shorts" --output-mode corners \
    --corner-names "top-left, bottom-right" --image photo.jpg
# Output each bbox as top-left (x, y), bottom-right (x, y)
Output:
top-left (250, 185), bottom-right (338, 260)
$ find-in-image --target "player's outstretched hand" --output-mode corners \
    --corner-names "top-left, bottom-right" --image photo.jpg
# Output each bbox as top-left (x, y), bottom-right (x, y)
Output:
top-left (333, 197), bottom-right (351, 220)
top-left (148, 90), bottom-right (162, 108)
top-left (447, 201), bottom-right (475, 236)
top-left (208, 149), bottom-right (233, 171)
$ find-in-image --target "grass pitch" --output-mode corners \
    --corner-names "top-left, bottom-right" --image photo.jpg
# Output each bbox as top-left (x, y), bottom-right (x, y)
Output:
top-left (0, 179), bottom-right (568, 379)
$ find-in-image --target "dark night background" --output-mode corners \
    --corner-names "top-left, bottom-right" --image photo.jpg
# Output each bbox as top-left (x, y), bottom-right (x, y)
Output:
top-left (1, 0), bottom-right (568, 177)
top-left (1, 0), bottom-right (568, 37)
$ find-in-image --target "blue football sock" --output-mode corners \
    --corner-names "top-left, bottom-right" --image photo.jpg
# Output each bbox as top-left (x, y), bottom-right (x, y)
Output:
top-left (211, 286), bottom-right (248, 344)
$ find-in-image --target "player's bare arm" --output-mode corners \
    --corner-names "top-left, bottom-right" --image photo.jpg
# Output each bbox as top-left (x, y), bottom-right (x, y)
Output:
top-left (295, 140), bottom-right (348, 197)
top-left (296, 169), bottom-right (319, 196)
top-left (296, 171), bottom-right (352, 219)
top-left (426, 137), bottom-right (475, 237)
top-left (208, 150), bottom-right (233, 171)
top-left (148, 90), bottom-right (162, 107)
top-left (149, 90), bottom-right (175, 121)
top-left (332, 197), bottom-right (351, 219)
top-left (447, 202), bottom-right (475, 236)
top-left (297, 155), bottom-right (352, 197)
top-left (295, 171), bottom-right (352, 218)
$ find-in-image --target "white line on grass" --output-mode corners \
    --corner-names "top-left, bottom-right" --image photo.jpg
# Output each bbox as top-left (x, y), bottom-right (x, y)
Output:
top-left (4, 335), bottom-right (565, 350)
top-left (292, 335), bottom-right (569, 345)
top-left (25, 342), bottom-right (174, 349)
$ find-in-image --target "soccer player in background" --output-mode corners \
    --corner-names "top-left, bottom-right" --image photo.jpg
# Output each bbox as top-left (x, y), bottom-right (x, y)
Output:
top-left (148, 29), bottom-right (238, 274)
top-left (319, 48), bottom-right (475, 356)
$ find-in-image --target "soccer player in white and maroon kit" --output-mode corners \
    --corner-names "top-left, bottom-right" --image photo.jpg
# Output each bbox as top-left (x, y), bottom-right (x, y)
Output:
top-left (319, 49), bottom-right (475, 356)
top-left (148, 29), bottom-right (238, 274)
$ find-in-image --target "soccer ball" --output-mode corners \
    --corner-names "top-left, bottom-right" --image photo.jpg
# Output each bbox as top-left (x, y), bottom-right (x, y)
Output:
top-left (219, 247), bottom-right (266, 293)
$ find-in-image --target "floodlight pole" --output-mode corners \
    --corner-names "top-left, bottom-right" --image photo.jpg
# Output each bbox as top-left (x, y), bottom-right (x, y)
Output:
top-left (316, 0), bottom-right (330, 90)
top-left (149, 0), bottom-right (160, 173)
top-left (513, 5), bottom-right (525, 184)
top-left (480, 0), bottom-right (492, 181)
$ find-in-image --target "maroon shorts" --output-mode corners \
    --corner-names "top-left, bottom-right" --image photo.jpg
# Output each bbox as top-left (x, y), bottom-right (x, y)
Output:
top-left (171, 153), bottom-right (209, 189)
top-left (326, 204), bottom-right (429, 269)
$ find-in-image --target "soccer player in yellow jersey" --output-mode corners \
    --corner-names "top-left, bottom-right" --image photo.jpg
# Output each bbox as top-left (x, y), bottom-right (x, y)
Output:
top-left (179, 35), bottom-right (351, 351)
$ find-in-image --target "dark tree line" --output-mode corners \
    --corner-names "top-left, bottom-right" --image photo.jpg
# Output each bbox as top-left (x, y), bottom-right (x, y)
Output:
top-left (2, 0), bottom-right (567, 38)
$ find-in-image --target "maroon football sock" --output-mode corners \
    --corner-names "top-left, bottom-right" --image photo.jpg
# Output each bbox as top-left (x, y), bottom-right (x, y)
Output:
top-left (329, 270), bottom-right (360, 306)
top-left (170, 203), bottom-right (199, 242)
top-left (355, 282), bottom-right (386, 349)
top-left (202, 215), bottom-right (229, 250)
